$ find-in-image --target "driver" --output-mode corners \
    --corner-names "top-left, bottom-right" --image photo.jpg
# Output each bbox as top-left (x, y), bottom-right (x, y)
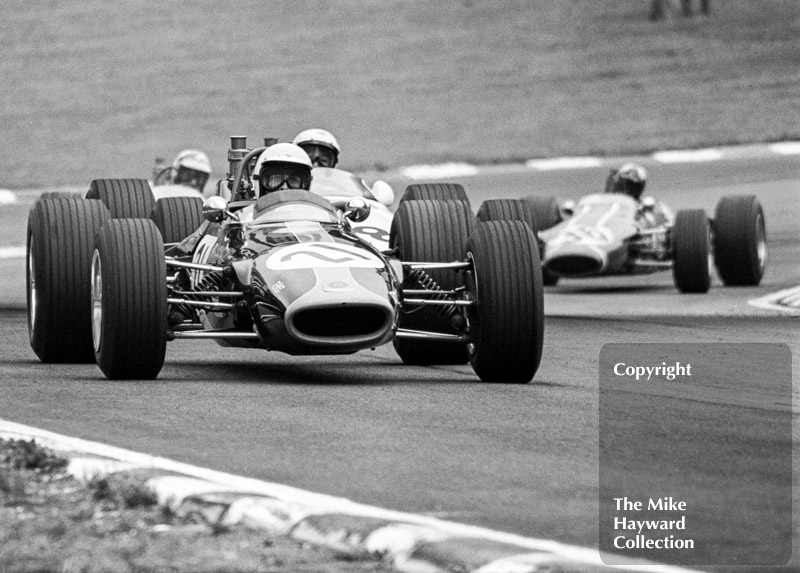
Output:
top-left (604, 162), bottom-right (647, 200)
top-left (292, 128), bottom-right (340, 168)
top-left (170, 149), bottom-right (212, 193)
top-left (605, 162), bottom-right (671, 226)
top-left (253, 142), bottom-right (314, 197)
top-left (177, 144), bottom-right (314, 255)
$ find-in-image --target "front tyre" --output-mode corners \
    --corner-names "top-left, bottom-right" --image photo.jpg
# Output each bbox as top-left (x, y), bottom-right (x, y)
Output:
top-left (672, 210), bottom-right (711, 293)
top-left (713, 195), bottom-right (767, 286)
top-left (92, 219), bottom-right (167, 379)
top-left (391, 199), bottom-right (474, 365)
top-left (466, 220), bottom-right (544, 383)
top-left (27, 198), bottom-right (111, 362)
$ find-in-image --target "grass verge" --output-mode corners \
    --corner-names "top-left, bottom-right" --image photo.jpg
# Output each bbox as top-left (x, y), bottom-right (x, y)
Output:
top-left (1, 1), bottom-right (798, 186)
top-left (0, 438), bottom-right (395, 573)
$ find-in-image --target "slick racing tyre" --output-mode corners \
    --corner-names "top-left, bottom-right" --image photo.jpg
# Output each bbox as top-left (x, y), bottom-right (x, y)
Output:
top-left (86, 179), bottom-right (155, 219)
top-left (27, 198), bottom-right (111, 362)
top-left (713, 195), bottom-right (767, 286)
top-left (521, 195), bottom-right (562, 285)
top-left (92, 219), bottom-right (167, 379)
top-left (465, 220), bottom-right (544, 383)
top-left (391, 199), bottom-right (474, 365)
top-left (475, 198), bottom-right (557, 286)
top-left (672, 209), bottom-right (711, 293)
top-left (523, 195), bottom-right (562, 231)
top-left (476, 198), bottom-right (539, 236)
top-left (151, 196), bottom-right (204, 244)
top-left (38, 191), bottom-right (79, 201)
top-left (400, 183), bottom-right (472, 212)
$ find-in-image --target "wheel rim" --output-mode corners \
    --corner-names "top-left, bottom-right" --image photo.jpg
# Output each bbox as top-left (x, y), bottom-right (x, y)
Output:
top-left (755, 212), bottom-right (767, 272)
top-left (27, 242), bottom-right (37, 334)
top-left (90, 250), bottom-right (103, 352)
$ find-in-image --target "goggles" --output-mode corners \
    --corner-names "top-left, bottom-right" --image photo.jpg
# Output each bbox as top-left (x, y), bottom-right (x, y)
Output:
top-left (175, 167), bottom-right (209, 190)
top-left (301, 144), bottom-right (336, 168)
top-left (260, 164), bottom-right (311, 192)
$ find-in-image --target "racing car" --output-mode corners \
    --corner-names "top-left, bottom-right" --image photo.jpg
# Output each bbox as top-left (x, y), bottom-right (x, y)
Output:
top-left (150, 149), bottom-right (211, 200)
top-left (26, 136), bottom-right (545, 383)
top-left (524, 191), bottom-right (767, 293)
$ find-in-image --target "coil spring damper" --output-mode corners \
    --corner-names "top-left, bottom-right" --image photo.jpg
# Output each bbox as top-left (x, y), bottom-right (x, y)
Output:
top-left (405, 268), bottom-right (465, 331)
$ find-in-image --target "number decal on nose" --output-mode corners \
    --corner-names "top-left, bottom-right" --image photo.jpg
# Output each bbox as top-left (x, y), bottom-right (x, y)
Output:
top-left (266, 243), bottom-right (383, 269)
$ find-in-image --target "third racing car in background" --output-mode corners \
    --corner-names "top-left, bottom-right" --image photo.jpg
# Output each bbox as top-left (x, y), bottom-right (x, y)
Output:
top-left (524, 164), bottom-right (767, 293)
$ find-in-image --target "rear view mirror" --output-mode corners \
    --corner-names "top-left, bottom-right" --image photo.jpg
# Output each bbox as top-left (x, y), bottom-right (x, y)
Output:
top-left (344, 197), bottom-right (371, 223)
top-left (202, 196), bottom-right (230, 223)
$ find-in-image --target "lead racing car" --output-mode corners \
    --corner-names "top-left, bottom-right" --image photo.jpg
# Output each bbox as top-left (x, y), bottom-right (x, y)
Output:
top-left (26, 137), bottom-right (544, 383)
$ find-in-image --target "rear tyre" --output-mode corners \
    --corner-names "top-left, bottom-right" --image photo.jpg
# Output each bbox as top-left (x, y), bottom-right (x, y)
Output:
top-left (672, 210), bottom-right (711, 293)
top-left (391, 199), bottom-right (474, 365)
top-left (476, 198), bottom-right (539, 235)
top-left (475, 198), bottom-right (558, 285)
top-left (523, 195), bottom-right (562, 231)
top-left (713, 195), bottom-right (767, 286)
top-left (86, 179), bottom-right (155, 219)
top-left (38, 191), bottom-right (79, 201)
top-left (400, 183), bottom-right (471, 212)
top-left (151, 196), bottom-right (204, 244)
top-left (92, 219), bottom-right (167, 379)
top-left (27, 198), bottom-right (111, 362)
top-left (466, 220), bottom-right (544, 383)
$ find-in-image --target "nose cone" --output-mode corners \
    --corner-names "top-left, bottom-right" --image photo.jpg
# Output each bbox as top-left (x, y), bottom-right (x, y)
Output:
top-left (543, 243), bottom-right (607, 277)
top-left (284, 279), bottom-right (395, 349)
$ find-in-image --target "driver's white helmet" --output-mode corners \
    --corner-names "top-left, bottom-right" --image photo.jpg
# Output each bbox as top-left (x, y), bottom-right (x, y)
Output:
top-left (171, 149), bottom-right (211, 192)
top-left (605, 162), bottom-right (647, 200)
top-left (253, 143), bottom-right (313, 197)
top-left (292, 128), bottom-right (340, 168)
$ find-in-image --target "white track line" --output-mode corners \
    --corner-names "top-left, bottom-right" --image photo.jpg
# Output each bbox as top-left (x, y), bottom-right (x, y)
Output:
top-left (0, 246), bottom-right (25, 259)
top-left (768, 142), bottom-right (800, 155)
top-left (651, 149), bottom-right (724, 163)
top-left (401, 162), bottom-right (480, 179)
top-left (0, 189), bottom-right (17, 205)
top-left (526, 157), bottom-right (604, 170)
top-left (749, 286), bottom-right (800, 314)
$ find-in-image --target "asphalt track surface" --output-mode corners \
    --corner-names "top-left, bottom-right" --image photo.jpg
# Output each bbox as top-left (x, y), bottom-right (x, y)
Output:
top-left (1, 154), bottom-right (798, 571)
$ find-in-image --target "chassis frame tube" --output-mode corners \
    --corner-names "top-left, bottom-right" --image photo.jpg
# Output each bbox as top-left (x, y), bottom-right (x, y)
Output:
top-left (395, 328), bottom-right (465, 342)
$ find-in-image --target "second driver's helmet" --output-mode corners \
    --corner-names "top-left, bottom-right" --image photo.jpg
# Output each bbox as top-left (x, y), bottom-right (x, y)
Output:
top-left (605, 163), bottom-right (647, 200)
top-left (292, 128), bottom-right (340, 168)
top-left (172, 149), bottom-right (212, 192)
top-left (253, 143), bottom-right (313, 197)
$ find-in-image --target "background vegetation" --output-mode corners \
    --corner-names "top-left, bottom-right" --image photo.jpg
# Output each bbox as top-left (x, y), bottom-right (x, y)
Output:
top-left (1, 1), bottom-right (797, 186)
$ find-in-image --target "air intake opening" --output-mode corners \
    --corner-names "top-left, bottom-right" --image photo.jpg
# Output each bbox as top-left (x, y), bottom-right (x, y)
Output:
top-left (293, 306), bottom-right (387, 337)
top-left (545, 255), bottom-right (602, 277)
